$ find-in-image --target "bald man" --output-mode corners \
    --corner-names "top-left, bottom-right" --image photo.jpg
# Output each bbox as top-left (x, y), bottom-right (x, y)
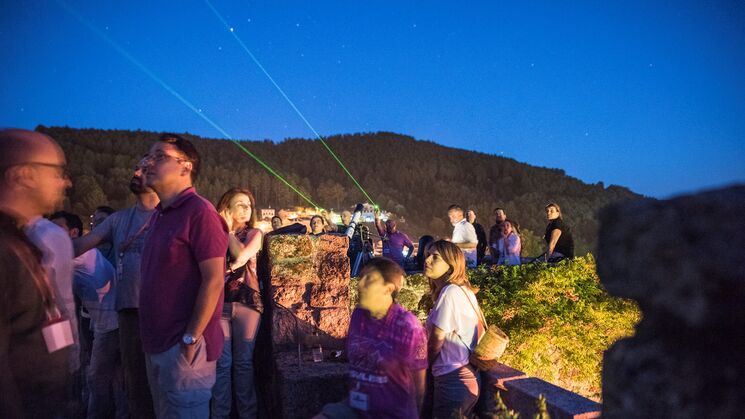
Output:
top-left (0, 128), bottom-right (73, 417)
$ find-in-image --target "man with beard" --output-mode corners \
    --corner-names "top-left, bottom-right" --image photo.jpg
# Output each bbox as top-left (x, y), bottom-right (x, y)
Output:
top-left (74, 158), bottom-right (159, 418)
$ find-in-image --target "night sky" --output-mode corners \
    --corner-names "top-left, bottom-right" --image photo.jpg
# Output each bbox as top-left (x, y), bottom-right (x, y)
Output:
top-left (2, 1), bottom-right (743, 198)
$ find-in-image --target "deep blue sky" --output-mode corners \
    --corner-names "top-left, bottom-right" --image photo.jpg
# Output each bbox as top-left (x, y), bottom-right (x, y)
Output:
top-left (2, 1), bottom-right (744, 198)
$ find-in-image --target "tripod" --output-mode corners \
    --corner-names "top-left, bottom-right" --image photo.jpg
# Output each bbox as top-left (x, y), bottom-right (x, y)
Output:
top-left (350, 225), bottom-right (374, 277)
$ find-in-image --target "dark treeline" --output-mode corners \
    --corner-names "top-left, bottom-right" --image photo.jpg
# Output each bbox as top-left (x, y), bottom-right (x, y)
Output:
top-left (40, 126), bottom-right (641, 254)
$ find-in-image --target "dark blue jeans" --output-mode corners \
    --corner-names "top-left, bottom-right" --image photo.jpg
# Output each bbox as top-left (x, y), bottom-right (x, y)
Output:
top-left (211, 302), bottom-right (261, 419)
top-left (87, 329), bottom-right (128, 418)
top-left (432, 364), bottom-right (480, 419)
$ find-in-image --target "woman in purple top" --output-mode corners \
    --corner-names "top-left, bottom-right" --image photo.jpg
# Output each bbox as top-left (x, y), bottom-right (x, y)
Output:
top-left (211, 188), bottom-right (263, 419)
top-left (317, 257), bottom-right (428, 419)
top-left (374, 212), bottom-right (414, 266)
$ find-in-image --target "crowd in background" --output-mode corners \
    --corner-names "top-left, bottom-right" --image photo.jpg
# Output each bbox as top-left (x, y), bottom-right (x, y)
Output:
top-left (0, 128), bottom-right (575, 419)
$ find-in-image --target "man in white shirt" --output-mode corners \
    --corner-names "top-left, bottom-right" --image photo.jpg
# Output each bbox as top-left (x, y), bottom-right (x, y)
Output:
top-left (52, 211), bottom-right (125, 418)
top-left (447, 205), bottom-right (478, 267)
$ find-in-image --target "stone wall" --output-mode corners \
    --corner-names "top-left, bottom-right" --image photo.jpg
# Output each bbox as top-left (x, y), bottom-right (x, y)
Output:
top-left (597, 185), bottom-right (745, 418)
top-left (267, 234), bottom-right (351, 350)
top-left (255, 233), bottom-right (351, 419)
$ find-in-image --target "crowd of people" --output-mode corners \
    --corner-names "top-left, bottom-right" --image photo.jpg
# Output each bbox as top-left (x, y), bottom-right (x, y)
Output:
top-left (0, 128), bottom-right (575, 419)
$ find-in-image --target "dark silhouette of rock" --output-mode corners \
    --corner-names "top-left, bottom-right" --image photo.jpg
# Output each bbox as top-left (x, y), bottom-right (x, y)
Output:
top-left (598, 185), bottom-right (745, 418)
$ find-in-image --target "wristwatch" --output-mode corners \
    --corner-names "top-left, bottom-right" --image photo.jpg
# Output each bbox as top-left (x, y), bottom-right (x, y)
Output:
top-left (182, 333), bottom-right (200, 346)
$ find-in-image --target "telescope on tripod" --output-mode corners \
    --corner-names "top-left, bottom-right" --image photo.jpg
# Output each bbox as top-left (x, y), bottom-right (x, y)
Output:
top-left (345, 203), bottom-right (375, 277)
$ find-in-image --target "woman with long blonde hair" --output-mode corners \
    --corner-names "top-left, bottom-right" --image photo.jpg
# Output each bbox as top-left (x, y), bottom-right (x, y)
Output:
top-left (424, 240), bottom-right (482, 418)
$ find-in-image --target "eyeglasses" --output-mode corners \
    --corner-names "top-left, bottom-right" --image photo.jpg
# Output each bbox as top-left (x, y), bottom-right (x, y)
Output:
top-left (1, 162), bottom-right (71, 179)
top-left (141, 152), bottom-right (190, 166)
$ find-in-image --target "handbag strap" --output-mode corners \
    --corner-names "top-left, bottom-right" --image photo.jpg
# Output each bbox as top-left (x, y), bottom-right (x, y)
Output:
top-left (451, 285), bottom-right (487, 354)
top-left (456, 285), bottom-right (488, 329)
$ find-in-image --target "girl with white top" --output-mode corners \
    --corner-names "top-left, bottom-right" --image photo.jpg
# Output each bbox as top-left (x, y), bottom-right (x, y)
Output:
top-left (424, 240), bottom-right (482, 418)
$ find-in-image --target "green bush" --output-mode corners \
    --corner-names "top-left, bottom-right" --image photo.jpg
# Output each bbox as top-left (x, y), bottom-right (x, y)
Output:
top-left (349, 254), bottom-right (639, 401)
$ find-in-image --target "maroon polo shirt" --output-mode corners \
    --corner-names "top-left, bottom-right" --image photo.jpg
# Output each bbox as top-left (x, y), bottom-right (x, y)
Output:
top-left (139, 187), bottom-right (228, 361)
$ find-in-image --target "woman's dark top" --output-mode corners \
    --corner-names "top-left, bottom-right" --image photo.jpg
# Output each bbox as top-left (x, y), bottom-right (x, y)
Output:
top-left (224, 226), bottom-right (263, 312)
top-left (0, 211), bottom-right (69, 417)
top-left (544, 218), bottom-right (574, 258)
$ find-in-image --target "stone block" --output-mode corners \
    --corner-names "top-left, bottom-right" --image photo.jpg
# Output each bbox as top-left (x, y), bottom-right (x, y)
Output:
top-left (483, 362), bottom-right (528, 391)
top-left (475, 363), bottom-right (528, 416)
top-left (272, 285), bottom-right (309, 309)
top-left (503, 377), bottom-right (601, 419)
top-left (271, 307), bottom-right (317, 349)
top-left (270, 259), bottom-right (315, 286)
top-left (316, 307), bottom-right (350, 340)
top-left (315, 233), bottom-right (349, 254)
top-left (310, 283), bottom-right (350, 308)
top-left (601, 331), bottom-right (745, 419)
top-left (268, 234), bottom-right (313, 261)
top-left (317, 252), bottom-right (350, 285)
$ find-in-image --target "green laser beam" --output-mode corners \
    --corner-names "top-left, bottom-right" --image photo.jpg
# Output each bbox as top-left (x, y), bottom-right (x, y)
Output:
top-left (204, 0), bottom-right (378, 208)
top-left (55, 0), bottom-right (322, 210)
top-left (229, 140), bottom-right (321, 209)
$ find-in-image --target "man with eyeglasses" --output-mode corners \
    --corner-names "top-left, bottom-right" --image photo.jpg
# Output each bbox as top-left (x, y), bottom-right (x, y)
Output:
top-left (0, 128), bottom-right (73, 417)
top-left (138, 133), bottom-right (228, 418)
top-left (74, 158), bottom-right (159, 418)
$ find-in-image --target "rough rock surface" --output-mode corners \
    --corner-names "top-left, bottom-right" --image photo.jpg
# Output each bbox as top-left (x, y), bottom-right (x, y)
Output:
top-left (256, 233), bottom-right (351, 418)
top-left (597, 185), bottom-right (745, 418)
top-left (266, 233), bottom-right (350, 350)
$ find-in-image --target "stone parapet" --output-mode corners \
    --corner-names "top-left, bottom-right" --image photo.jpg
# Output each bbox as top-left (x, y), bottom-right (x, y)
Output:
top-left (477, 363), bottom-right (600, 419)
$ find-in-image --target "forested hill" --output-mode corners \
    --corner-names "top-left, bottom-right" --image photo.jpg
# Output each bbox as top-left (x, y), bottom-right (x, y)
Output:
top-left (40, 126), bottom-right (641, 254)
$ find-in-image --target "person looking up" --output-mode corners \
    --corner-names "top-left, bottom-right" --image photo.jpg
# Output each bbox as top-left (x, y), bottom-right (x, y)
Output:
top-left (466, 209), bottom-right (487, 265)
top-left (424, 240), bottom-right (482, 418)
top-left (310, 214), bottom-right (327, 236)
top-left (375, 211), bottom-right (414, 267)
top-left (0, 128), bottom-right (72, 417)
top-left (446, 205), bottom-right (478, 268)
top-left (138, 133), bottom-right (228, 417)
top-left (211, 187), bottom-right (263, 419)
top-left (73, 158), bottom-right (159, 418)
top-left (544, 203), bottom-right (574, 261)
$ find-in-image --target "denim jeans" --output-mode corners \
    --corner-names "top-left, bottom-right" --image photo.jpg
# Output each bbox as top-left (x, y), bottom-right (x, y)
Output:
top-left (87, 329), bottom-right (128, 419)
top-left (432, 364), bottom-right (480, 419)
top-left (118, 308), bottom-right (155, 419)
top-left (145, 338), bottom-right (216, 419)
top-left (211, 302), bottom-right (261, 419)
